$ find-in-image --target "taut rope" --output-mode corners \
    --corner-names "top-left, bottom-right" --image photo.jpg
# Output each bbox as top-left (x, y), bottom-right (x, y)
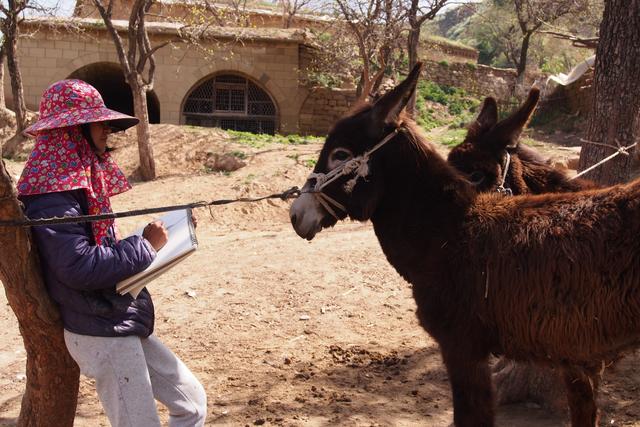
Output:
top-left (0, 187), bottom-right (301, 227)
top-left (570, 140), bottom-right (638, 181)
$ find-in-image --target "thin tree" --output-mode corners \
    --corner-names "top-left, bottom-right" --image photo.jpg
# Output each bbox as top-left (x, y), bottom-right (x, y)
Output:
top-left (0, 1), bottom-right (28, 135)
top-left (1, 0), bottom-right (65, 157)
top-left (0, 4), bottom-right (80, 422)
top-left (279, 0), bottom-right (314, 29)
top-left (577, 0), bottom-right (640, 185)
top-left (404, 0), bottom-right (448, 113)
top-left (0, 157), bottom-right (80, 425)
top-left (511, 0), bottom-right (586, 82)
top-left (0, 45), bottom-right (6, 110)
top-left (335, 0), bottom-right (404, 99)
top-left (94, 0), bottom-right (166, 181)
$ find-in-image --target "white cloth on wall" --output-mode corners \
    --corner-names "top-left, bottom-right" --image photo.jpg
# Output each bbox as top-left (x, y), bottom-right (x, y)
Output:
top-left (546, 55), bottom-right (596, 86)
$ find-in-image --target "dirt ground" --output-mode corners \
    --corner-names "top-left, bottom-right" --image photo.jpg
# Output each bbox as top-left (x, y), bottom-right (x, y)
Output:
top-left (1, 125), bottom-right (640, 427)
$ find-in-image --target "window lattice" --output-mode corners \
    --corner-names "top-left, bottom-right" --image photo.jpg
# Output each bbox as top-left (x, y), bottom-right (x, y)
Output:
top-left (183, 75), bottom-right (277, 134)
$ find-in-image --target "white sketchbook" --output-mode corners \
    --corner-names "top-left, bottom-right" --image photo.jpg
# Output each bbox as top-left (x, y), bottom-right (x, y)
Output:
top-left (116, 208), bottom-right (198, 298)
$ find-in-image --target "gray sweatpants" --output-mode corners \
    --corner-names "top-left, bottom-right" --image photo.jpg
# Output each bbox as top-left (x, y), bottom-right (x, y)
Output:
top-left (64, 330), bottom-right (207, 427)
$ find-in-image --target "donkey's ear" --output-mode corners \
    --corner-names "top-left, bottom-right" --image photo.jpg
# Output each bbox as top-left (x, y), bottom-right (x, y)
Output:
top-left (370, 62), bottom-right (423, 130)
top-left (489, 88), bottom-right (540, 148)
top-left (468, 97), bottom-right (498, 142)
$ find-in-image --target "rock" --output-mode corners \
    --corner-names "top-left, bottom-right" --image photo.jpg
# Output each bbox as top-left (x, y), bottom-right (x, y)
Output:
top-left (204, 153), bottom-right (246, 172)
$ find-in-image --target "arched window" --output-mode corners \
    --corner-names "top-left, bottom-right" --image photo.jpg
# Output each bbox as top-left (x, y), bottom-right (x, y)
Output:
top-left (182, 74), bottom-right (277, 134)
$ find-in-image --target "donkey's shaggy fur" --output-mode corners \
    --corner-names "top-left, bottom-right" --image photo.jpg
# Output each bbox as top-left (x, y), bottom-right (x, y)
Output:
top-left (448, 89), bottom-right (597, 195)
top-left (290, 64), bottom-right (640, 427)
top-left (447, 90), bottom-right (601, 412)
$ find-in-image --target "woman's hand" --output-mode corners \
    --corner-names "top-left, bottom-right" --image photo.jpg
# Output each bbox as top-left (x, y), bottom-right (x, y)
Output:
top-left (143, 220), bottom-right (168, 251)
top-left (191, 211), bottom-right (198, 229)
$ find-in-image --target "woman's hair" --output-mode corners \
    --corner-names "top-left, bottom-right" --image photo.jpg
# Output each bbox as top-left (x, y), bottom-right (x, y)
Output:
top-left (80, 123), bottom-right (114, 154)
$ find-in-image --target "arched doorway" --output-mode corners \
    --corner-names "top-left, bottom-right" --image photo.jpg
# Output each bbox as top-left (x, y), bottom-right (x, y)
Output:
top-left (68, 62), bottom-right (160, 124)
top-left (182, 73), bottom-right (278, 134)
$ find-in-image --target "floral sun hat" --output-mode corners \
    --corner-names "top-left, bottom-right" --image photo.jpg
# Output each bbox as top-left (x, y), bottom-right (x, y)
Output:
top-left (17, 79), bottom-right (134, 246)
top-left (24, 79), bottom-right (139, 136)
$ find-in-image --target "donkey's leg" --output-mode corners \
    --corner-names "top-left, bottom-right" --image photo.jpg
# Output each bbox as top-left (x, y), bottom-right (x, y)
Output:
top-left (441, 348), bottom-right (494, 427)
top-left (562, 366), bottom-right (599, 427)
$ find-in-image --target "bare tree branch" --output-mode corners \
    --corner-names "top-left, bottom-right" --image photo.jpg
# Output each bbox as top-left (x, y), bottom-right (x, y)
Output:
top-left (94, 0), bottom-right (131, 76)
top-left (540, 29), bottom-right (598, 48)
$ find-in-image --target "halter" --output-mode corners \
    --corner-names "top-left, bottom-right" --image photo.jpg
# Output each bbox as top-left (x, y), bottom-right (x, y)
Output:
top-left (495, 151), bottom-right (513, 196)
top-left (304, 128), bottom-right (402, 220)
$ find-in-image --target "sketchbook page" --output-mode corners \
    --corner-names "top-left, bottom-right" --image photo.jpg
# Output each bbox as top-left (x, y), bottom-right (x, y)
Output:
top-left (116, 208), bottom-right (198, 295)
top-left (118, 250), bottom-right (196, 298)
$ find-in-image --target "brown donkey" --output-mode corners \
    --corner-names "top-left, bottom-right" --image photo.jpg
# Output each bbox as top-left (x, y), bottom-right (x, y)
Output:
top-left (448, 90), bottom-right (600, 411)
top-left (290, 63), bottom-right (640, 427)
top-left (448, 88), bottom-right (597, 196)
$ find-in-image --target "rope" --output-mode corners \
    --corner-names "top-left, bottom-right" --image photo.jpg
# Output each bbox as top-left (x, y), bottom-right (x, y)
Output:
top-left (303, 128), bottom-right (401, 219)
top-left (495, 151), bottom-right (513, 196)
top-left (0, 187), bottom-right (301, 227)
top-left (309, 128), bottom-right (400, 194)
top-left (571, 141), bottom-right (638, 181)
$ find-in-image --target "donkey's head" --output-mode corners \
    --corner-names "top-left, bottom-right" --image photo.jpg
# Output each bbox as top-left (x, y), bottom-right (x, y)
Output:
top-left (447, 89), bottom-right (540, 194)
top-left (290, 63), bottom-right (423, 240)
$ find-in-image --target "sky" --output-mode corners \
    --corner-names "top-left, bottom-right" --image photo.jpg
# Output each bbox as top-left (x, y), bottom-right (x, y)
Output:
top-left (25, 0), bottom-right (75, 17)
top-left (25, 0), bottom-right (478, 18)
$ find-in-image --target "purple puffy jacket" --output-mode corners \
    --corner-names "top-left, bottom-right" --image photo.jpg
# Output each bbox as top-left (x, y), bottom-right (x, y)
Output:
top-left (21, 189), bottom-right (157, 337)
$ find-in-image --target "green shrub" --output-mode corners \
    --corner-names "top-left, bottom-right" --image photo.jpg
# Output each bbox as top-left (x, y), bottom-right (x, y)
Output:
top-left (230, 151), bottom-right (247, 159)
top-left (440, 128), bottom-right (468, 147)
top-left (227, 130), bottom-right (321, 147)
top-left (414, 81), bottom-right (481, 130)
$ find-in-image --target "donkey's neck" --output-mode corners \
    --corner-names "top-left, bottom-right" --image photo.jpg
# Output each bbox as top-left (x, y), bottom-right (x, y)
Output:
top-left (370, 137), bottom-right (476, 283)
top-left (519, 158), bottom-right (591, 193)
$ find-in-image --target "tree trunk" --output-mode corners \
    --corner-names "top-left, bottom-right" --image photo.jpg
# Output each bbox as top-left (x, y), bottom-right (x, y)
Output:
top-left (131, 81), bottom-right (156, 181)
top-left (0, 44), bottom-right (6, 109)
top-left (0, 158), bottom-right (79, 426)
top-left (516, 31), bottom-right (532, 83)
top-left (4, 17), bottom-right (27, 134)
top-left (577, 0), bottom-right (640, 186)
top-left (406, 25), bottom-right (420, 115)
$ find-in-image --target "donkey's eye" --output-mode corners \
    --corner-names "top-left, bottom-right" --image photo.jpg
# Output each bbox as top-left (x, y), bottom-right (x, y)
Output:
top-left (331, 149), bottom-right (352, 162)
top-left (469, 171), bottom-right (486, 185)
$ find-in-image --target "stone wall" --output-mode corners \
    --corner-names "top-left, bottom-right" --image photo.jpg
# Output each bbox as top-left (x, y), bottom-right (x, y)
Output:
top-left (560, 70), bottom-right (594, 117)
top-left (535, 70), bottom-right (594, 126)
top-left (298, 88), bottom-right (357, 136)
top-left (74, 0), bottom-right (332, 31)
top-left (297, 60), bottom-right (521, 136)
top-left (423, 59), bottom-right (517, 101)
top-left (421, 39), bottom-right (478, 64)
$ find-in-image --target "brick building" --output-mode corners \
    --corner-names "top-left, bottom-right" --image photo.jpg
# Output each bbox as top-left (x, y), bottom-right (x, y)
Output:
top-left (9, 2), bottom-right (501, 136)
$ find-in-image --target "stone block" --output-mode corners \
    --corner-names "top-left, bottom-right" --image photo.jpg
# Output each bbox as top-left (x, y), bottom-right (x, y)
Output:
top-left (45, 48), bottom-right (63, 59)
top-left (54, 40), bottom-right (71, 50)
top-left (36, 57), bottom-right (57, 68)
top-left (30, 47), bottom-right (45, 57)
top-left (20, 56), bottom-right (38, 68)
top-left (61, 49), bottom-right (79, 60)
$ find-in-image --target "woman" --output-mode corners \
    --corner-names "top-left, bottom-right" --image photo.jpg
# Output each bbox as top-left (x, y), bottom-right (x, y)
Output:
top-left (17, 79), bottom-right (207, 427)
